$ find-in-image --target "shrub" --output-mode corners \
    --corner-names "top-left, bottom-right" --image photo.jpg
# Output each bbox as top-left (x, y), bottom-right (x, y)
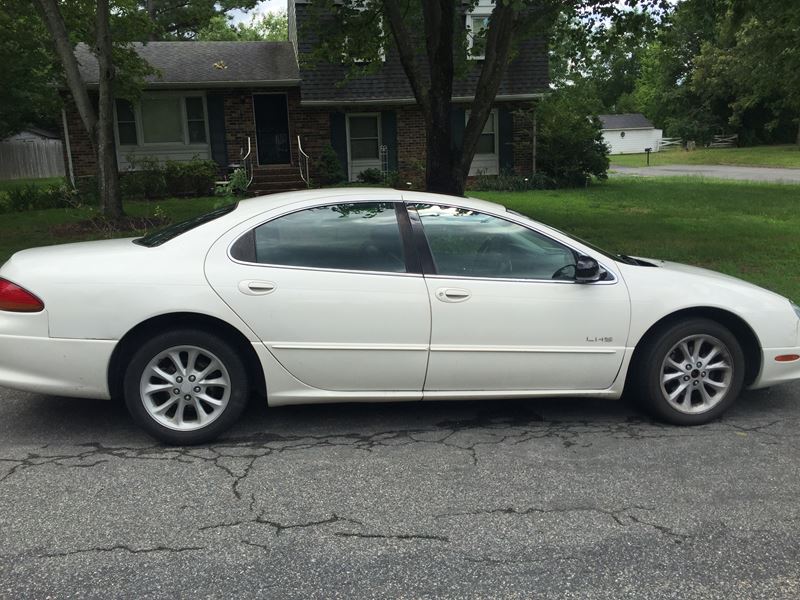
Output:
top-left (314, 144), bottom-right (346, 186)
top-left (164, 159), bottom-right (217, 197)
top-left (219, 167), bottom-right (250, 197)
top-left (469, 171), bottom-right (556, 192)
top-left (123, 156), bottom-right (165, 199)
top-left (2, 182), bottom-right (79, 212)
top-left (356, 167), bottom-right (384, 184)
top-left (514, 89), bottom-right (610, 187)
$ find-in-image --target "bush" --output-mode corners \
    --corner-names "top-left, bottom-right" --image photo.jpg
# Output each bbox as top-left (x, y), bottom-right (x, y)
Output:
top-left (1, 182), bottom-right (79, 213)
top-left (121, 156), bottom-right (217, 199)
top-left (514, 89), bottom-right (610, 187)
top-left (164, 159), bottom-right (217, 197)
top-left (218, 167), bottom-right (249, 197)
top-left (314, 144), bottom-right (346, 186)
top-left (356, 168), bottom-right (384, 184)
top-left (469, 171), bottom-right (556, 192)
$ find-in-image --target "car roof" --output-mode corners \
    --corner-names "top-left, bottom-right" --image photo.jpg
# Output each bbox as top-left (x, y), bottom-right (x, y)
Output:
top-left (230, 188), bottom-right (507, 221)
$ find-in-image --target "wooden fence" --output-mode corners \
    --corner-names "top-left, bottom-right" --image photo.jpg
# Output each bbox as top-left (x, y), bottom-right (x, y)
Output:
top-left (0, 138), bottom-right (65, 180)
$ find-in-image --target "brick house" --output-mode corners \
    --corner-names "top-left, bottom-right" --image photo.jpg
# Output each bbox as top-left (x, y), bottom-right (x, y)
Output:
top-left (61, 0), bottom-right (549, 195)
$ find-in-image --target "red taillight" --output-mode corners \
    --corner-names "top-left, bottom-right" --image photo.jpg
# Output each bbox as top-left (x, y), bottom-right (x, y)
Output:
top-left (0, 278), bottom-right (44, 312)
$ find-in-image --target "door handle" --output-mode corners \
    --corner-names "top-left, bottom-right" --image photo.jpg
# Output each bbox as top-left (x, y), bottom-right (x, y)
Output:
top-left (436, 288), bottom-right (471, 303)
top-left (238, 280), bottom-right (276, 296)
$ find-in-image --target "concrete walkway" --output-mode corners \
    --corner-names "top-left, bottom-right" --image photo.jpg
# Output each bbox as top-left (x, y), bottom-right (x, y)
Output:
top-left (610, 163), bottom-right (800, 183)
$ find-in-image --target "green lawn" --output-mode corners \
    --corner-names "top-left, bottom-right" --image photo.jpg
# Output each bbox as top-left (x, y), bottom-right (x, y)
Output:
top-left (610, 145), bottom-right (800, 169)
top-left (0, 197), bottom-right (223, 267)
top-left (472, 178), bottom-right (800, 300)
top-left (1, 178), bottom-right (799, 301)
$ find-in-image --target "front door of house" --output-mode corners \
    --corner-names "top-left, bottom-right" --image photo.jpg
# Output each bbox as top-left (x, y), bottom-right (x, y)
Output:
top-left (253, 94), bottom-right (290, 165)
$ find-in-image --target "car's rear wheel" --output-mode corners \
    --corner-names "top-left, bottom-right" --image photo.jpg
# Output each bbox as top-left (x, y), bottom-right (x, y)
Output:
top-left (123, 329), bottom-right (249, 444)
top-left (634, 318), bottom-right (745, 424)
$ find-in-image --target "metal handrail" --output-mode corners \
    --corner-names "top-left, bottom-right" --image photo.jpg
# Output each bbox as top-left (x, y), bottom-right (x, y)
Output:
top-left (240, 137), bottom-right (254, 187)
top-left (297, 135), bottom-right (311, 188)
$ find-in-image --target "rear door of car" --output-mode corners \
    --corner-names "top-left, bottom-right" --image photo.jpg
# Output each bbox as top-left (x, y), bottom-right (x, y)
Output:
top-left (205, 194), bottom-right (431, 392)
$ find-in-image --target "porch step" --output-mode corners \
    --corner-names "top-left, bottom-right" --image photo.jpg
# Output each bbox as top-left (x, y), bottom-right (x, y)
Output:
top-left (247, 165), bottom-right (306, 195)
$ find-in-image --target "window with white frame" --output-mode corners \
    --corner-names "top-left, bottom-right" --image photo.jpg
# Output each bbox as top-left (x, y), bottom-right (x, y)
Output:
top-left (467, 0), bottom-right (494, 59)
top-left (115, 93), bottom-right (208, 147)
top-left (473, 111), bottom-right (497, 155)
top-left (466, 109), bottom-right (498, 175)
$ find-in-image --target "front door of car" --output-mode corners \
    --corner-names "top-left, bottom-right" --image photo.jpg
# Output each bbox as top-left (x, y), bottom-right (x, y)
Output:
top-left (409, 203), bottom-right (630, 392)
top-left (205, 199), bottom-right (430, 392)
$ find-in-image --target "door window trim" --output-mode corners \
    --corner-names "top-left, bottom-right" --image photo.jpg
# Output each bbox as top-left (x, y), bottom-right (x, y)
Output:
top-left (227, 199), bottom-right (423, 277)
top-left (406, 202), bottom-right (618, 285)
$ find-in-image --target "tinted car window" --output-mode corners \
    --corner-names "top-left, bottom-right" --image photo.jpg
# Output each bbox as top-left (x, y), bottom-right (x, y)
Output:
top-left (412, 204), bottom-right (577, 280)
top-left (246, 202), bottom-right (406, 273)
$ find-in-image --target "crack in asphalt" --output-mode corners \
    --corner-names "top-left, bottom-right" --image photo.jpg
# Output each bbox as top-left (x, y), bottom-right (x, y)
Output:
top-left (0, 412), bottom-right (795, 493)
top-left (38, 544), bottom-right (205, 558)
top-left (435, 504), bottom-right (694, 543)
top-left (2, 410), bottom-right (793, 560)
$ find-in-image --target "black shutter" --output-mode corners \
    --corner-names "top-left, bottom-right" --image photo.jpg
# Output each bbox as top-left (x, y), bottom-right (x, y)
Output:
top-left (380, 110), bottom-right (398, 171)
top-left (498, 108), bottom-right (514, 173)
top-left (206, 94), bottom-right (228, 169)
top-left (330, 112), bottom-right (348, 175)
top-left (450, 107), bottom-right (465, 153)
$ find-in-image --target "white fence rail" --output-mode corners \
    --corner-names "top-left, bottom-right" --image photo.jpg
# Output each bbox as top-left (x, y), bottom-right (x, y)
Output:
top-left (659, 137), bottom-right (682, 150)
top-left (0, 139), bottom-right (65, 180)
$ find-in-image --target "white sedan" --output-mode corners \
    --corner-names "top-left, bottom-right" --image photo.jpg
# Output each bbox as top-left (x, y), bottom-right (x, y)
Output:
top-left (1, 189), bottom-right (799, 444)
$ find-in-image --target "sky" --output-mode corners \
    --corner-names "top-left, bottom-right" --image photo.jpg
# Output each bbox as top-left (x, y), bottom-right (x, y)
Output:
top-left (229, 0), bottom-right (287, 25)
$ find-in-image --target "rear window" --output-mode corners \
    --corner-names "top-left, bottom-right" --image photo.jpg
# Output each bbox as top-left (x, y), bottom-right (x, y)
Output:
top-left (134, 203), bottom-right (238, 248)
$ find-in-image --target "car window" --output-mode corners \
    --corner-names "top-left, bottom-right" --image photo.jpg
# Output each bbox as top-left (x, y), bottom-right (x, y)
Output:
top-left (411, 204), bottom-right (577, 280)
top-left (243, 202), bottom-right (407, 273)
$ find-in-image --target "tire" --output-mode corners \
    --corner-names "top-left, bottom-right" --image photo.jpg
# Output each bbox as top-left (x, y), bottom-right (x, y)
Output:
top-left (633, 318), bottom-right (745, 425)
top-left (123, 329), bottom-right (250, 445)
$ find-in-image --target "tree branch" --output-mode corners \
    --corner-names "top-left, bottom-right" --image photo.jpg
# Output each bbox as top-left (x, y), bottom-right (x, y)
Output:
top-left (33, 0), bottom-right (97, 146)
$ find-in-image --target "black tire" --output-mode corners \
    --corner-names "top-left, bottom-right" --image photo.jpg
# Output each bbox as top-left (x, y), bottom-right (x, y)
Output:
top-left (123, 329), bottom-right (250, 445)
top-left (632, 318), bottom-right (745, 425)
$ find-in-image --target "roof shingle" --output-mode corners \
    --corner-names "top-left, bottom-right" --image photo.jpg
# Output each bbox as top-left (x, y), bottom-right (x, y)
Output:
top-left (598, 113), bottom-right (655, 130)
top-left (74, 41), bottom-right (299, 87)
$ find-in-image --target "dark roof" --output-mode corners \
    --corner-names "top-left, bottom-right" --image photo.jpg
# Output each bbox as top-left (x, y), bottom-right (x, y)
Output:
top-left (293, 2), bottom-right (549, 104)
top-left (74, 42), bottom-right (299, 88)
top-left (598, 113), bottom-right (654, 130)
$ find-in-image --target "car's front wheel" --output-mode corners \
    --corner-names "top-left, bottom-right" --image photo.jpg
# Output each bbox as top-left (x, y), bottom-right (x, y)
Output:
top-left (634, 318), bottom-right (745, 424)
top-left (123, 329), bottom-right (249, 444)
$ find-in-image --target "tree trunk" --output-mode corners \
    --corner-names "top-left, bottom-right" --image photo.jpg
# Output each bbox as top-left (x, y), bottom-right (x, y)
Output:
top-left (96, 0), bottom-right (124, 218)
top-left (33, 0), bottom-right (97, 147)
top-left (796, 119), bottom-right (800, 147)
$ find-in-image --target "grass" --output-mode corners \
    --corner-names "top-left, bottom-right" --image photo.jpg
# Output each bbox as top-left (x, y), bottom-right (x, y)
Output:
top-left (1, 178), bottom-right (799, 301)
top-left (0, 196), bottom-right (224, 266)
top-left (610, 145), bottom-right (800, 169)
top-left (472, 178), bottom-right (800, 300)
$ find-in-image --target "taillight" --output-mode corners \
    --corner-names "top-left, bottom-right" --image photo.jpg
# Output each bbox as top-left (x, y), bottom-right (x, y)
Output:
top-left (0, 278), bottom-right (44, 312)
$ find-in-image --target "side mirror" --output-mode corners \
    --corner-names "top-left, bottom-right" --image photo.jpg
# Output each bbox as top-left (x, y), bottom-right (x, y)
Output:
top-left (575, 255), bottom-right (601, 283)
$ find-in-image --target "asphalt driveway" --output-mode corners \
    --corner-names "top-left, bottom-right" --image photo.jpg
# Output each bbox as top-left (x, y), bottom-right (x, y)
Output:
top-left (611, 164), bottom-right (800, 183)
top-left (1, 385), bottom-right (799, 599)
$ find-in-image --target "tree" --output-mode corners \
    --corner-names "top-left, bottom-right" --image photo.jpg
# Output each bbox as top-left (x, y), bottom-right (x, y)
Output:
top-left (141, 0), bottom-right (259, 40)
top-left (196, 11), bottom-right (289, 41)
top-left (0, 1), bottom-right (60, 137)
top-left (35, 0), bottom-right (122, 217)
top-left (692, 0), bottom-right (800, 146)
top-left (304, 0), bottom-right (668, 196)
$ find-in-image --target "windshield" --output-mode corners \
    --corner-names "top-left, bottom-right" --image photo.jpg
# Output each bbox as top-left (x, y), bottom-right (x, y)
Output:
top-left (134, 203), bottom-right (238, 248)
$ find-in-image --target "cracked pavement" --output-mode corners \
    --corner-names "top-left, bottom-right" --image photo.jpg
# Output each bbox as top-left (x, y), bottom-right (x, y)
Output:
top-left (1, 385), bottom-right (799, 599)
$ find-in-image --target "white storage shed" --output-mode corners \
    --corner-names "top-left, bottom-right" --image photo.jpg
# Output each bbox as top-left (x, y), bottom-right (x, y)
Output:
top-left (599, 113), bottom-right (663, 155)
